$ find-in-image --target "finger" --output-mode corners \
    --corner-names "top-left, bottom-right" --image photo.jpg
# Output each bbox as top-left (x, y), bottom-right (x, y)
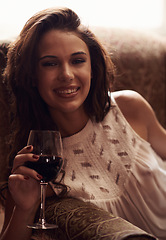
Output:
top-left (8, 174), bottom-right (30, 195)
top-left (13, 165), bottom-right (43, 181)
top-left (9, 173), bottom-right (28, 183)
top-left (9, 174), bottom-right (41, 189)
top-left (8, 174), bottom-right (41, 193)
top-left (9, 174), bottom-right (41, 195)
top-left (18, 145), bottom-right (33, 155)
top-left (12, 153), bottom-right (39, 174)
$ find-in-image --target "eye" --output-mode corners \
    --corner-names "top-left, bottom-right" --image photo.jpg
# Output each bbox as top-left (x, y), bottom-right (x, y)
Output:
top-left (72, 58), bottom-right (86, 64)
top-left (41, 61), bottom-right (58, 67)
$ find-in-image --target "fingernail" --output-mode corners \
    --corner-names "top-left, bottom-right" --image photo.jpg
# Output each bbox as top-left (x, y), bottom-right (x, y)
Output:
top-left (24, 176), bottom-right (29, 180)
top-left (37, 174), bottom-right (43, 180)
top-left (27, 145), bottom-right (32, 150)
top-left (33, 154), bottom-right (39, 159)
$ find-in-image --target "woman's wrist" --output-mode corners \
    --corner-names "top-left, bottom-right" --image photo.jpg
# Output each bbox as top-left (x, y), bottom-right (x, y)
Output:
top-left (14, 200), bottom-right (39, 224)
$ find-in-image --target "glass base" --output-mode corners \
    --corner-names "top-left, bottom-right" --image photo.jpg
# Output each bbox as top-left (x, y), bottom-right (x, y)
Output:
top-left (27, 222), bottom-right (58, 229)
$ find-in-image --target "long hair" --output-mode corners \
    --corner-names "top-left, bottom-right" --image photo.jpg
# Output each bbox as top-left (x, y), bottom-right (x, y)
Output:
top-left (4, 7), bottom-right (115, 172)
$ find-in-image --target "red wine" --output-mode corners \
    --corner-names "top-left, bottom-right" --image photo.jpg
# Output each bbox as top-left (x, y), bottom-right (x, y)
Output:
top-left (25, 156), bottom-right (63, 182)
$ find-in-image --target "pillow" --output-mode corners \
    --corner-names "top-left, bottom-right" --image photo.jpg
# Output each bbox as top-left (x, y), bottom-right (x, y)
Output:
top-left (31, 197), bottom-right (156, 240)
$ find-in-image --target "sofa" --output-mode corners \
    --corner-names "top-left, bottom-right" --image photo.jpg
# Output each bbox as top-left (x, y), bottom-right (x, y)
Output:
top-left (93, 27), bottom-right (166, 129)
top-left (0, 27), bottom-right (166, 239)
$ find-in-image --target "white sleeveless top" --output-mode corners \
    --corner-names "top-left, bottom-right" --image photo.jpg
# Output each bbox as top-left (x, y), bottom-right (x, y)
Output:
top-left (51, 97), bottom-right (166, 239)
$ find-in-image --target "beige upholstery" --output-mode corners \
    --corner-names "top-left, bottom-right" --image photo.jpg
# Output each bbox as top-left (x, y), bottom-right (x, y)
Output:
top-left (93, 27), bottom-right (166, 128)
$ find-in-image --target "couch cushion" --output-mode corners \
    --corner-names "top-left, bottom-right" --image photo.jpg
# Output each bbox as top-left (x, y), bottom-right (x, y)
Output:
top-left (93, 27), bottom-right (166, 128)
top-left (31, 197), bottom-right (156, 240)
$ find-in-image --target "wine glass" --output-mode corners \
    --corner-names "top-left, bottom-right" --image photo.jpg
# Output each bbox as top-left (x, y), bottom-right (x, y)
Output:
top-left (25, 130), bottom-right (63, 229)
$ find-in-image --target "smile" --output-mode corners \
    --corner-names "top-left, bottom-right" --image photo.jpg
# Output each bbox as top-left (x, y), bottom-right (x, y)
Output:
top-left (54, 87), bottom-right (80, 98)
top-left (56, 88), bottom-right (78, 94)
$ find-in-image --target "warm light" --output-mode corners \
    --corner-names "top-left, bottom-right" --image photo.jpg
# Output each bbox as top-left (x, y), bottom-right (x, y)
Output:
top-left (0, 0), bottom-right (164, 40)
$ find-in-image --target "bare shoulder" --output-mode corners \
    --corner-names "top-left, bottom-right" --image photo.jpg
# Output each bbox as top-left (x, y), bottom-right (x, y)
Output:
top-left (112, 90), bottom-right (166, 159)
top-left (112, 90), bottom-right (147, 106)
top-left (112, 90), bottom-right (152, 120)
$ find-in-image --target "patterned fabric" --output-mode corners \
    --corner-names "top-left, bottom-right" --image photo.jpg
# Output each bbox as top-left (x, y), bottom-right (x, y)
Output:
top-left (58, 105), bottom-right (136, 201)
top-left (31, 197), bottom-right (156, 240)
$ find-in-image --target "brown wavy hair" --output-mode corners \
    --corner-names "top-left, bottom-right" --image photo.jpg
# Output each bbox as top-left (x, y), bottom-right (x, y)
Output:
top-left (4, 7), bottom-right (115, 172)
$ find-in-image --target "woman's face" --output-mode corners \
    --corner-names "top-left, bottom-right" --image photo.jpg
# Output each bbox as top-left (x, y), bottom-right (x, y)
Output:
top-left (36, 29), bottom-right (91, 117)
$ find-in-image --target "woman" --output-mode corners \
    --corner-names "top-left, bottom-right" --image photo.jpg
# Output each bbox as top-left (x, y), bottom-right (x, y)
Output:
top-left (0, 7), bottom-right (166, 240)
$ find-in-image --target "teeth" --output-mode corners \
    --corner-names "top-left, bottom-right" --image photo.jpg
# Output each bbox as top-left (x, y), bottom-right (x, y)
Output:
top-left (57, 88), bottom-right (77, 94)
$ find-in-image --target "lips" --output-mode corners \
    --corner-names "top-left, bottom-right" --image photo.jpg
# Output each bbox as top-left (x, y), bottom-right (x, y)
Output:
top-left (54, 87), bottom-right (80, 97)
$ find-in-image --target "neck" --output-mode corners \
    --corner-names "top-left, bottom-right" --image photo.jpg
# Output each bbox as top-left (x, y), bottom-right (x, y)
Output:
top-left (50, 110), bottom-right (89, 138)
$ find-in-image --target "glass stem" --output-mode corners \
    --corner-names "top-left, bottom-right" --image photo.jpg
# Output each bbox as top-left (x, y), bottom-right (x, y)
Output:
top-left (39, 181), bottom-right (48, 226)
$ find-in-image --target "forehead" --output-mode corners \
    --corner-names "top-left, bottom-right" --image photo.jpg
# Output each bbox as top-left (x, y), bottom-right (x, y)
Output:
top-left (37, 29), bottom-right (90, 56)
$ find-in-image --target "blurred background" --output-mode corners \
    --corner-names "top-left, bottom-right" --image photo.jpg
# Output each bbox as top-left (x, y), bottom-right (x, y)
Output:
top-left (0, 0), bottom-right (166, 41)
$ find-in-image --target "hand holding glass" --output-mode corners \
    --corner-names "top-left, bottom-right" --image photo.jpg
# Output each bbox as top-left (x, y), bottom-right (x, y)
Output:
top-left (25, 130), bottom-right (63, 229)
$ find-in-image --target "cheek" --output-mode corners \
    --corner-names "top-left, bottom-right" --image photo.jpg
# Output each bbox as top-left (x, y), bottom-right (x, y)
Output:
top-left (80, 65), bottom-right (92, 85)
top-left (35, 67), bottom-right (54, 102)
top-left (80, 72), bottom-right (91, 91)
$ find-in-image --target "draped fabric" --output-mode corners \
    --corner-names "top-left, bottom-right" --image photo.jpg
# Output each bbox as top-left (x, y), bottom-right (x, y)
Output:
top-left (31, 197), bottom-right (156, 240)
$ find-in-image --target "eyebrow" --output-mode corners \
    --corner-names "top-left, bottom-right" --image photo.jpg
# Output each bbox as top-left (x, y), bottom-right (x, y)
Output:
top-left (72, 51), bottom-right (87, 56)
top-left (39, 51), bottom-right (87, 61)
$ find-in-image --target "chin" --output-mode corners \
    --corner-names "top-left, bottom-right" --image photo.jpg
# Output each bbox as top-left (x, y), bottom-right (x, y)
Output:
top-left (60, 103), bottom-right (85, 114)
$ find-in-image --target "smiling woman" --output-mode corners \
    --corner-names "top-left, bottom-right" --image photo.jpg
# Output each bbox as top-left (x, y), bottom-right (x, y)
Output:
top-left (36, 30), bottom-right (92, 132)
top-left (0, 6), bottom-right (166, 240)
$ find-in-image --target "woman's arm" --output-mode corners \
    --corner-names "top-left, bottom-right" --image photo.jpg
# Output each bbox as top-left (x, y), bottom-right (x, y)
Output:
top-left (113, 90), bottom-right (166, 159)
top-left (0, 146), bottom-right (41, 240)
top-left (146, 104), bottom-right (166, 159)
top-left (0, 175), bottom-right (41, 240)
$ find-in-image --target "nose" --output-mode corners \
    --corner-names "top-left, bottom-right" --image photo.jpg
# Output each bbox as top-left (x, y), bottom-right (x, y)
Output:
top-left (58, 63), bottom-right (74, 82)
